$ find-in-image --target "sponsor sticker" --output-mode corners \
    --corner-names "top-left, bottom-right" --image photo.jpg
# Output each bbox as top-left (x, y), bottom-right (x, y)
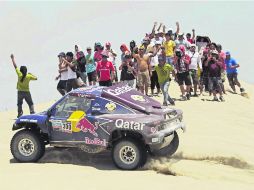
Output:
top-left (51, 120), bottom-right (72, 133)
top-left (105, 102), bottom-right (116, 112)
top-left (76, 118), bottom-right (98, 137)
top-left (130, 95), bottom-right (148, 102)
top-left (105, 85), bottom-right (132, 96)
top-left (115, 119), bottom-right (145, 131)
top-left (20, 119), bottom-right (38, 123)
top-left (85, 137), bottom-right (106, 147)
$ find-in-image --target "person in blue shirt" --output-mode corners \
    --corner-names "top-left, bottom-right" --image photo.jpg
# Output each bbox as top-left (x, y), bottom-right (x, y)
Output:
top-left (225, 51), bottom-right (245, 93)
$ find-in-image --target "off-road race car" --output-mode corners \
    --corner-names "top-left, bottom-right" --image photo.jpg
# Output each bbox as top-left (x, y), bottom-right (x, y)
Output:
top-left (10, 84), bottom-right (186, 170)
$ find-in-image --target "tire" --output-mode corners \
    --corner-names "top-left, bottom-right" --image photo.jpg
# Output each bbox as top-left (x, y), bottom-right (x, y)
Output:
top-left (10, 129), bottom-right (45, 162)
top-left (112, 138), bottom-right (147, 170)
top-left (154, 132), bottom-right (179, 157)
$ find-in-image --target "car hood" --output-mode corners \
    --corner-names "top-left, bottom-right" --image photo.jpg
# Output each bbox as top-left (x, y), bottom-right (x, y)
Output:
top-left (102, 83), bottom-right (161, 113)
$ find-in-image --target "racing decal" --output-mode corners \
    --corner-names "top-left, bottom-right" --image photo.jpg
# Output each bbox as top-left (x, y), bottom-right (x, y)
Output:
top-left (105, 102), bottom-right (116, 112)
top-left (76, 118), bottom-right (98, 137)
top-left (105, 85), bottom-right (132, 96)
top-left (115, 119), bottom-right (145, 130)
top-left (67, 111), bottom-right (86, 133)
top-left (130, 95), bottom-right (149, 103)
top-left (51, 120), bottom-right (72, 133)
top-left (84, 137), bottom-right (106, 147)
top-left (151, 127), bottom-right (157, 134)
top-left (20, 119), bottom-right (37, 123)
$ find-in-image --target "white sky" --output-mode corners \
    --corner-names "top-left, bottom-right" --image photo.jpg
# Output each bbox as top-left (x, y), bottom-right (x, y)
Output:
top-left (0, 1), bottom-right (254, 110)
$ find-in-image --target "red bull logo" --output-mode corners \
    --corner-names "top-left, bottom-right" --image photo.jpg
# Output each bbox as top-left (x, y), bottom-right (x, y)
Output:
top-left (76, 118), bottom-right (98, 137)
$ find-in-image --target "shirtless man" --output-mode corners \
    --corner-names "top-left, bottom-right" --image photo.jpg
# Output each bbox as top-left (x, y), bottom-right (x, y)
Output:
top-left (133, 46), bottom-right (155, 95)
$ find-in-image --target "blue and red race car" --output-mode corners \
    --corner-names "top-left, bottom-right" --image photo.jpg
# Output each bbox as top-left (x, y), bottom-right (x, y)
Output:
top-left (10, 84), bottom-right (186, 170)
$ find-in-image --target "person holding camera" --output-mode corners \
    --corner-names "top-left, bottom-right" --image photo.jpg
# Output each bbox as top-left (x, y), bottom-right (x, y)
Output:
top-left (174, 45), bottom-right (192, 100)
top-left (55, 52), bottom-right (68, 96)
top-left (119, 52), bottom-right (137, 88)
top-left (205, 50), bottom-right (225, 101)
top-left (10, 54), bottom-right (37, 118)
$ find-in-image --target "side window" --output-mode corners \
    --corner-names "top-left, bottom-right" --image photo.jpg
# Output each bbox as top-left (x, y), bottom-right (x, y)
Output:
top-left (54, 95), bottom-right (91, 118)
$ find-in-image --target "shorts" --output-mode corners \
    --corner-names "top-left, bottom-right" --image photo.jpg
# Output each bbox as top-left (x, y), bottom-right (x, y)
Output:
top-left (137, 70), bottom-right (150, 87)
top-left (177, 72), bottom-right (191, 86)
top-left (87, 71), bottom-right (97, 82)
top-left (209, 77), bottom-right (222, 91)
top-left (189, 69), bottom-right (199, 85)
top-left (57, 80), bottom-right (67, 90)
top-left (227, 73), bottom-right (238, 86)
top-left (99, 80), bottom-right (112, 87)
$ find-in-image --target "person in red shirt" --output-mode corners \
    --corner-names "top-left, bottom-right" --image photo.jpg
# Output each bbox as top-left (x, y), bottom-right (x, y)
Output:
top-left (186, 29), bottom-right (195, 44)
top-left (96, 50), bottom-right (115, 86)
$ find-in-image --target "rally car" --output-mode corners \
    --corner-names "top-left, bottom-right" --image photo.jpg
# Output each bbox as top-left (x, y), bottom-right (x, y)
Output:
top-left (10, 84), bottom-right (186, 170)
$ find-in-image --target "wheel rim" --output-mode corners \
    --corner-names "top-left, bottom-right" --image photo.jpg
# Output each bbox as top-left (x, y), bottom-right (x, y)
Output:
top-left (18, 138), bottom-right (35, 157)
top-left (119, 145), bottom-right (137, 165)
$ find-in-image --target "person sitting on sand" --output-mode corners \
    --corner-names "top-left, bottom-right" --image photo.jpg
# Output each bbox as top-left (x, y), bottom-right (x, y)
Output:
top-left (225, 51), bottom-right (245, 94)
top-left (10, 54), bottom-right (37, 118)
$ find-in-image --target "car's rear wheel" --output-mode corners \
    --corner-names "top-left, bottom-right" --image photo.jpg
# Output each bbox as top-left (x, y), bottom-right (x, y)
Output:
top-left (153, 132), bottom-right (179, 157)
top-left (112, 138), bottom-right (147, 170)
top-left (10, 129), bottom-right (45, 162)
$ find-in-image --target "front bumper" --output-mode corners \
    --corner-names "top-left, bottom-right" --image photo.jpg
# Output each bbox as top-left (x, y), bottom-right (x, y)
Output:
top-left (147, 119), bottom-right (186, 151)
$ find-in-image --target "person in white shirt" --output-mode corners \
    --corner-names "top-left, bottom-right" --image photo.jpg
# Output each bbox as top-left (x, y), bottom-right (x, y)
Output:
top-left (55, 52), bottom-right (68, 96)
top-left (187, 44), bottom-right (202, 96)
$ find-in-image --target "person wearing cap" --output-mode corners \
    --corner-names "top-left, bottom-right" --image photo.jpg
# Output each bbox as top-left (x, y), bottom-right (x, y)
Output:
top-left (186, 44), bottom-right (202, 96)
top-left (175, 32), bottom-right (190, 49)
top-left (119, 52), bottom-right (137, 88)
top-left (155, 54), bottom-right (175, 106)
top-left (55, 52), bottom-right (68, 96)
top-left (225, 51), bottom-right (245, 94)
top-left (85, 47), bottom-right (97, 86)
top-left (60, 52), bottom-right (80, 92)
top-left (10, 54), bottom-right (37, 118)
top-left (76, 51), bottom-right (87, 85)
top-left (174, 45), bottom-right (192, 100)
top-left (94, 42), bottom-right (103, 62)
top-left (163, 32), bottom-right (176, 66)
top-left (151, 31), bottom-right (164, 47)
top-left (96, 50), bottom-right (115, 86)
top-left (205, 50), bottom-right (225, 101)
top-left (106, 42), bottom-right (118, 83)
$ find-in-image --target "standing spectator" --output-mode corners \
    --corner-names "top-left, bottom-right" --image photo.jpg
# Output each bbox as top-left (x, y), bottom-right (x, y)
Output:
top-left (186, 29), bottom-right (195, 44)
top-left (105, 42), bottom-right (118, 83)
top-left (96, 50), bottom-right (115, 87)
top-left (55, 52), bottom-right (68, 96)
top-left (206, 50), bottom-right (225, 101)
top-left (10, 54), bottom-right (37, 118)
top-left (163, 31), bottom-right (176, 66)
top-left (132, 46), bottom-right (154, 95)
top-left (94, 42), bottom-right (103, 62)
top-left (175, 32), bottom-right (190, 49)
top-left (119, 52), bottom-right (137, 88)
top-left (61, 52), bottom-right (79, 92)
top-left (174, 45), bottom-right (192, 100)
top-left (120, 44), bottom-right (130, 63)
top-left (150, 41), bottom-right (161, 96)
top-left (74, 45), bottom-right (82, 59)
top-left (85, 47), bottom-right (97, 86)
top-left (187, 44), bottom-right (202, 96)
top-left (217, 44), bottom-right (226, 94)
top-left (155, 54), bottom-right (175, 106)
top-left (76, 51), bottom-right (87, 85)
top-left (200, 49), bottom-right (210, 94)
top-left (225, 51), bottom-right (245, 94)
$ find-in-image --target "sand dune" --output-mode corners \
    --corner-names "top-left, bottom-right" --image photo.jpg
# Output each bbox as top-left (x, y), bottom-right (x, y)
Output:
top-left (0, 81), bottom-right (253, 190)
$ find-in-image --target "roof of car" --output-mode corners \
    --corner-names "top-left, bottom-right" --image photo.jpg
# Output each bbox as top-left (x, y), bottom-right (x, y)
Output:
top-left (70, 86), bottom-right (105, 97)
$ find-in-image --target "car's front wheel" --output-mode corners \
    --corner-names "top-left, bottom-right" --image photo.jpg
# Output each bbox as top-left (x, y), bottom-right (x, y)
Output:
top-left (153, 132), bottom-right (179, 157)
top-left (112, 138), bottom-right (147, 170)
top-left (10, 129), bottom-right (45, 162)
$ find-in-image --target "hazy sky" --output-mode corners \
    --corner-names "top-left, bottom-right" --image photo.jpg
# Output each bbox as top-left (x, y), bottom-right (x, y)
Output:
top-left (0, 1), bottom-right (254, 111)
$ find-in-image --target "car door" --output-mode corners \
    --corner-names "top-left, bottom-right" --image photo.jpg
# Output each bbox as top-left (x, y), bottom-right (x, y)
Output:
top-left (49, 95), bottom-right (90, 144)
